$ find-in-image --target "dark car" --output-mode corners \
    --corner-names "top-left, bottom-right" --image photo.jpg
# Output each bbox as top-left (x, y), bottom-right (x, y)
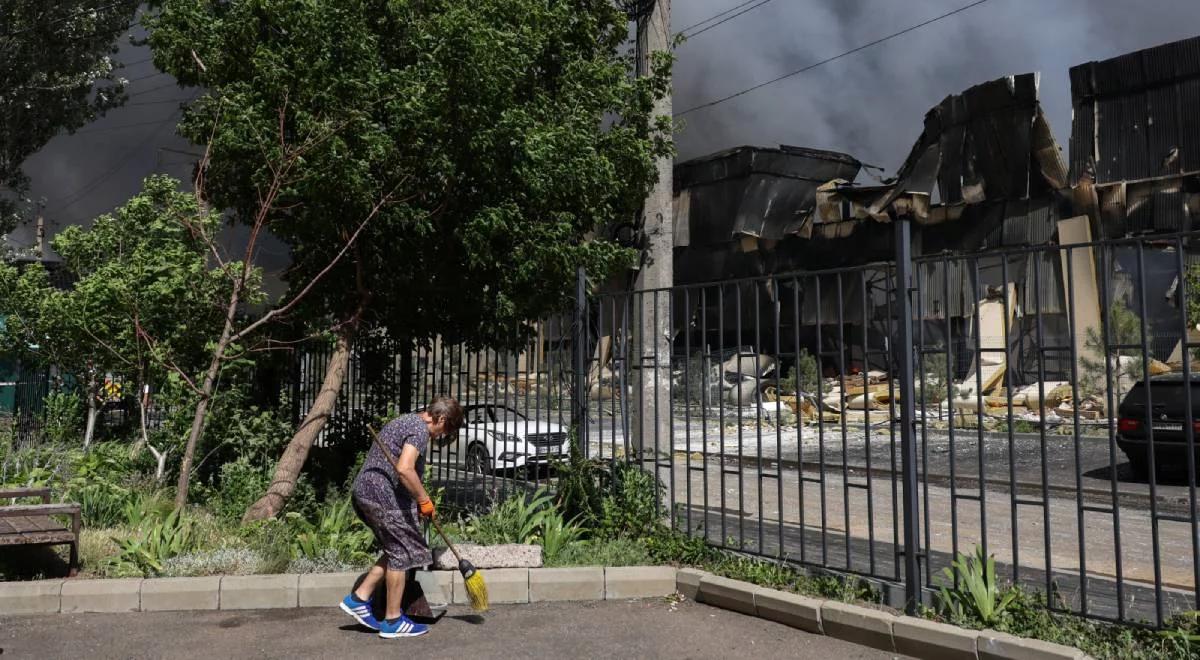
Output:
top-left (1117, 374), bottom-right (1200, 477)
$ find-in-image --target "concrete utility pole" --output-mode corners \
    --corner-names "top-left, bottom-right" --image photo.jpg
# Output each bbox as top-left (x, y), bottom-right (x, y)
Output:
top-left (34, 202), bottom-right (45, 259)
top-left (630, 0), bottom-right (673, 461)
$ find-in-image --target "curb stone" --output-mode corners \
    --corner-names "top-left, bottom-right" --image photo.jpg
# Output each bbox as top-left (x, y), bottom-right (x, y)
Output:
top-left (298, 572), bottom-right (360, 608)
top-left (529, 567), bottom-right (604, 602)
top-left (220, 574), bottom-right (299, 610)
top-left (752, 587), bottom-right (822, 634)
top-left (453, 567), bottom-right (529, 605)
top-left (696, 575), bottom-right (758, 616)
top-left (820, 601), bottom-right (897, 653)
top-left (977, 629), bottom-right (1092, 660)
top-left (60, 578), bottom-right (142, 613)
top-left (0, 567), bottom-right (1091, 660)
top-left (604, 566), bottom-right (677, 600)
top-left (675, 567), bottom-right (707, 601)
top-left (893, 616), bottom-right (977, 660)
top-left (139, 576), bottom-right (220, 612)
top-left (673, 571), bottom-right (1088, 660)
top-left (0, 579), bottom-right (63, 615)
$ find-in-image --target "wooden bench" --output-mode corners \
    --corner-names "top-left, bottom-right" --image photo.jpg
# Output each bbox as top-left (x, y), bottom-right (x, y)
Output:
top-left (0, 487), bottom-right (82, 576)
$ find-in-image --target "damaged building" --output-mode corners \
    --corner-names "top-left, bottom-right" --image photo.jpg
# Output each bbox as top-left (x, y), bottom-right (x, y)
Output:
top-left (603, 34), bottom-right (1200, 418)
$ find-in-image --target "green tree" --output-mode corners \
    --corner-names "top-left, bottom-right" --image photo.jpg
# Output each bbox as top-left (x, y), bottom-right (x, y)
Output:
top-left (0, 1), bottom-right (141, 232)
top-left (147, 0), bottom-right (672, 519)
top-left (1081, 302), bottom-right (1143, 404)
top-left (0, 175), bottom-right (255, 478)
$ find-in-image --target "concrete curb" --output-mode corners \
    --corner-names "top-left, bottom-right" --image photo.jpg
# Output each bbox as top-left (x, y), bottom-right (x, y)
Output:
top-left (0, 567), bottom-right (1091, 659)
top-left (673, 573), bottom-right (1092, 660)
top-left (0, 567), bottom-right (680, 616)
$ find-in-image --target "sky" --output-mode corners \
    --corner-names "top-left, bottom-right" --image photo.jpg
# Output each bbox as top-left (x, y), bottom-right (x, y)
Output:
top-left (11, 0), bottom-right (1200, 260)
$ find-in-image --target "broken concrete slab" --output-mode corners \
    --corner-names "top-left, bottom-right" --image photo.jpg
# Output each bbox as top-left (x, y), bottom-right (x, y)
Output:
top-left (433, 544), bottom-right (543, 569)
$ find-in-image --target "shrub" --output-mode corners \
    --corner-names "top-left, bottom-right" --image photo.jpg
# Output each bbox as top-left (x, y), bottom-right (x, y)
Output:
top-left (551, 435), bottom-right (608, 528)
top-left (200, 457), bottom-right (271, 522)
top-left (539, 509), bottom-right (585, 564)
top-left (109, 508), bottom-right (197, 576)
top-left (596, 461), bottom-right (661, 540)
top-left (41, 390), bottom-right (84, 445)
top-left (935, 546), bottom-right (1018, 628)
top-left (464, 487), bottom-right (556, 545)
top-left (780, 349), bottom-right (819, 396)
top-left (284, 495), bottom-right (375, 565)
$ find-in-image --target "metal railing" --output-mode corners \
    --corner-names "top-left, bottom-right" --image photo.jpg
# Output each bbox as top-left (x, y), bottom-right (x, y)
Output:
top-left (280, 226), bottom-right (1200, 627)
top-left (575, 227), bottom-right (1200, 628)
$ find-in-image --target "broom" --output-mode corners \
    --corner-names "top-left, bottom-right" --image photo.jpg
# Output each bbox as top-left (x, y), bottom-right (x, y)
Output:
top-left (367, 425), bottom-right (489, 612)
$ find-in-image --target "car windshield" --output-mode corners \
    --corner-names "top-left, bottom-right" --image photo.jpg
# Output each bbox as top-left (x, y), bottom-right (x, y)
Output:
top-left (492, 407), bottom-right (526, 424)
top-left (466, 405), bottom-right (527, 425)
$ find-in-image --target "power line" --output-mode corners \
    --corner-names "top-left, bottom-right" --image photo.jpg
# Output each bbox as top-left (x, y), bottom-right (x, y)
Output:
top-left (123, 70), bottom-right (168, 84)
top-left (676, 0), bottom-right (761, 35)
top-left (680, 0), bottom-right (776, 40)
top-left (71, 112), bottom-right (183, 135)
top-left (47, 110), bottom-right (180, 214)
top-left (126, 80), bottom-right (182, 99)
top-left (2, 1), bottom-right (128, 38)
top-left (124, 96), bottom-right (196, 107)
top-left (675, 0), bottom-right (992, 118)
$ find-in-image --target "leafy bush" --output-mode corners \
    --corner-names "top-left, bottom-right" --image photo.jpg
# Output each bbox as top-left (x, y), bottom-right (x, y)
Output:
top-left (597, 461), bottom-right (661, 540)
top-left (645, 526), bottom-right (721, 566)
top-left (551, 435), bottom-right (608, 528)
top-left (465, 487), bottom-right (557, 545)
top-left (75, 486), bottom-right (131, 528)
top-left (547, 538), bottom-right (654, 567)
top-left (936, 546), bottom-right (1018, 628)
top-left (780, 349), bottom-right (819, 395)
top-left (41, 390), bottom-right (84, 444)
top-left (200, 457), bottom-right (271, 522)
top-left (539, 509), bottom-right (585, 564)
top-left (109, 508), bottom-right (197, 576)
top-left (284, 496), bottom-right (374, 564)
top-left (238, 518), bottom-right (294, 574)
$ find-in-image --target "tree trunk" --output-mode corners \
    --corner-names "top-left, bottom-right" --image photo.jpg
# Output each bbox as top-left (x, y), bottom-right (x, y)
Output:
top-left (136, 384), bottom-right (168, 483)
top-left (242, 327), bottom-right (354, 523)
top-left (82, 373), bottom-right (98, 448)
top-left (174, 302), bottom-right (241, 508)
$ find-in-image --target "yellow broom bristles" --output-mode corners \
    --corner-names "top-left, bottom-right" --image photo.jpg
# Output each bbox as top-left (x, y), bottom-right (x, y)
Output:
top-left (463, 571), bottom-right (489, 612)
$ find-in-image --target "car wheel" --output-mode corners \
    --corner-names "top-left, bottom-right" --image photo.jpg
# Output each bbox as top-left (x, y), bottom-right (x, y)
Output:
top-left (466, 444), bottom-right (492, 476)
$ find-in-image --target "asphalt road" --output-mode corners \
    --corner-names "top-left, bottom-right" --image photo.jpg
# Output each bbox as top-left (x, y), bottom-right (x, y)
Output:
top-left (0, 599), bottom-right (905, 660)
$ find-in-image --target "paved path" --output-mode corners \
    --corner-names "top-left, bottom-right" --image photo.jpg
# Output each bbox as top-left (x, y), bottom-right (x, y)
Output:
top-left (0, 600), bottom-right (902, 660)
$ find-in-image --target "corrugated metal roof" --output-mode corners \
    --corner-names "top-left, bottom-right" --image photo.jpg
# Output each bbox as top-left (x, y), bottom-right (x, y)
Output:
top-left (1070, 35), bottom-right (1200, 185)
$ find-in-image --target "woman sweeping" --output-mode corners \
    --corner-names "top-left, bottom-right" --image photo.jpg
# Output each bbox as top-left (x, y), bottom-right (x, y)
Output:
top-left (340, 396), bottom-right (464, 638)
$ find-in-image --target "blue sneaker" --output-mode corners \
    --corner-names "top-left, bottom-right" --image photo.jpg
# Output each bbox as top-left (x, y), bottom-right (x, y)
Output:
top-left (340, 593), bottom-right (380, 631)
top-left (378, 614), bottom-right (429, 638)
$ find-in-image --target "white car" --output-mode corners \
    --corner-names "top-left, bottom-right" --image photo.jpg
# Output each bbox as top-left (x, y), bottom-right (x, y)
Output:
top-left (444, 403), bottom-right (570, 474)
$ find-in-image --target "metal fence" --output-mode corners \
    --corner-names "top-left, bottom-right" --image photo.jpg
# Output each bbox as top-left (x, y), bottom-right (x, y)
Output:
top-left (573, 227), bottom-right (1200, 628)
top-left (286, 226), bottom-right (1200, 628)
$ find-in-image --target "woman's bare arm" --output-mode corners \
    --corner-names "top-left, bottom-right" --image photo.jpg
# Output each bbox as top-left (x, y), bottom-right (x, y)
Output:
top-left (394, 442), bottom-right (431, 503)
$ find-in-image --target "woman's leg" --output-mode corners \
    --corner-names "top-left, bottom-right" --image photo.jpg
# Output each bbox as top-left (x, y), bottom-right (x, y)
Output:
top-left (384, 567), bottom-right (407, 620)
top-left (354, 555), bottom-right (388, 601)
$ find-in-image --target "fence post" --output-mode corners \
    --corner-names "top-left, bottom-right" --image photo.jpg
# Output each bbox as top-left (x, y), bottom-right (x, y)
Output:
top-left (398, 336), bottom-right (413, 413)
top-left (894, 214), bottom-right (922, 614)
top-left (573, 266), bottom-right (589, 451)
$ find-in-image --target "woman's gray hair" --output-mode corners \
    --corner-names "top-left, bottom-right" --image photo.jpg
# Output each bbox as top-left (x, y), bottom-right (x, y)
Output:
top-left (426, 395), bottom-right (464, 437)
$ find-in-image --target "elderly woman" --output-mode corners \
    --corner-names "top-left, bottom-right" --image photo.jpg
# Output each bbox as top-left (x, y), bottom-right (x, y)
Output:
top-left (340, 396), bottom-right (463, 638)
